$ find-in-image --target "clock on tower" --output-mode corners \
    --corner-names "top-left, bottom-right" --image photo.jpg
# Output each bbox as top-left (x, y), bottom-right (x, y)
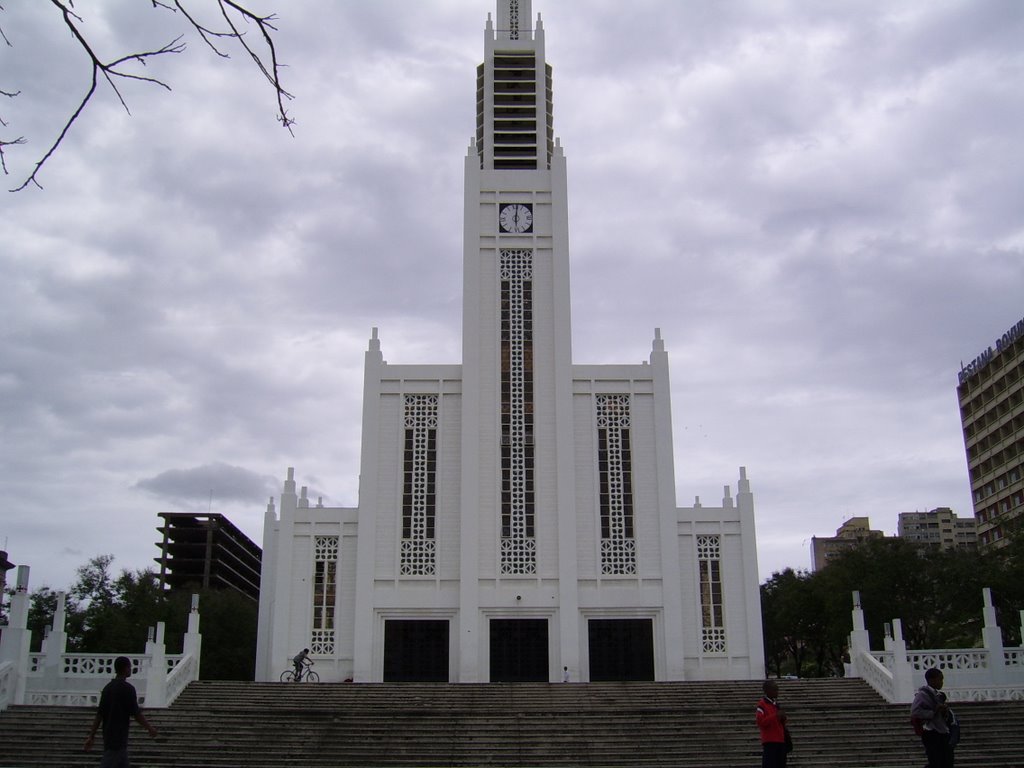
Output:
top-left (498, 203), bottom-right (533, 234)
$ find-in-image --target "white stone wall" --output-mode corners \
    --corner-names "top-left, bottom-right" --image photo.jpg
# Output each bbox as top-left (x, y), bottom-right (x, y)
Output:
top-left (255, 502), bottom-right (358, 682)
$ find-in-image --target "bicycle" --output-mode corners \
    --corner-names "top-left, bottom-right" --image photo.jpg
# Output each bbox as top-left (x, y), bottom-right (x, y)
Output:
top-left (280, 660), bottom-right (319, 683)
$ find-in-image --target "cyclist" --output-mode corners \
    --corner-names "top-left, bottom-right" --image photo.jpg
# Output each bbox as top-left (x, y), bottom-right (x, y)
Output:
top-left (292, 648), bottom-right (311, 681)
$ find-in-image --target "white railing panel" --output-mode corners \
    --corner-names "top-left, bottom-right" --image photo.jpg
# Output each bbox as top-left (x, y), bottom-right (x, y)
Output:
top-left (164, 654), bottom-right (198, 706)
top-left (907, 650), bottom-right (989, 672)
top-left (869, 652), bottom-right (894, 670)
top-left (26, 691), bottom-right (100, 707)
top-left (0, 661), bottom-right (16, 711)
top-left (60, 654), bottom-right (147, 678)
top-left (857, 651), bottom-right (896, 702)
top-left (945, 686), bottom-right (1024, 702)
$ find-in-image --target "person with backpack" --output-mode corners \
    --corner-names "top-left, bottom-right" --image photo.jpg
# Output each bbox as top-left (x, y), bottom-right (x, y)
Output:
top-left (756, 680), bottom-right (791, 768)
top-left (911, 668), bottom-right (957, 768)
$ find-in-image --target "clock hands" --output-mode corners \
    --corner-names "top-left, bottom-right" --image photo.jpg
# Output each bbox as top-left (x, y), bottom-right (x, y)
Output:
top-left (499, 203), bottom-right (532, 233)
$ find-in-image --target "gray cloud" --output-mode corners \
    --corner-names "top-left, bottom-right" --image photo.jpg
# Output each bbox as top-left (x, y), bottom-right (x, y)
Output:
top-left (2, 0), bottom-right (1021, 589)
top-left (135, 463), bottom-right (278, 507)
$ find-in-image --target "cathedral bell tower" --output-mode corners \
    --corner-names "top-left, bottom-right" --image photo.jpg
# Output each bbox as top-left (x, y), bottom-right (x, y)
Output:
top-left (459, 0), bottom-right (576, 680)
top-left (256, 0), bottom-right (765, 686)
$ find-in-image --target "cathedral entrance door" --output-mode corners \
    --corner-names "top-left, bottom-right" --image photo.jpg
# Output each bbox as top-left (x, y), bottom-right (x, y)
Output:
top-left (587, 618), bottom-right (655, 681)
top-left (489, 618), bottom-right (549, 682)
top-left (383, 619), bottom-right (449, 682)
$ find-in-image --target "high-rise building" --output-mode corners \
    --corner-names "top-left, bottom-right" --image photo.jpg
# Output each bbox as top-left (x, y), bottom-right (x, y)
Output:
top-left (255, 1), bottom-right (764, 684)
top-left (809, 508), bottom-right (976, 571)
top-left (957, 315), bottom-right (1024, 547)
top-left (897, 507), bottom-right (977, 550)
top-left (155, 513), bottom-right (263, 601)
top-left (810, 517), bottom-right (884, 571)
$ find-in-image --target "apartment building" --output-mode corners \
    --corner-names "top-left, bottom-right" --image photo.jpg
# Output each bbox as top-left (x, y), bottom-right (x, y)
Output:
top-left (957, 315), bottom-right (1024, 547)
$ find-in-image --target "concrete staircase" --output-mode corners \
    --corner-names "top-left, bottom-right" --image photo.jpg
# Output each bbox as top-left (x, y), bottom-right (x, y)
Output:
top-left (1, 678), bottom-right (1022, 767)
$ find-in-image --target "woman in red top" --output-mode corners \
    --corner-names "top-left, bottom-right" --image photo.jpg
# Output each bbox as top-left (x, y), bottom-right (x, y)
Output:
top-left (756, 680), bottom-right (789, 768)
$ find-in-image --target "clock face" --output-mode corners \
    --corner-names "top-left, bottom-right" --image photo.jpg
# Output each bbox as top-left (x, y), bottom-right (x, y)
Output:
top-left (499, 203), bottom-right (533, 234)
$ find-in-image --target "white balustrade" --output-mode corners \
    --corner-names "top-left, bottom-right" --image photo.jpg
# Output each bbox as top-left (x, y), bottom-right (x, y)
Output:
top-left (0, 661), bottom-right (16, 711)
top-left (848, 589), bottom-right (1024, 703)
top-left (906, 650), bottom-right (989, 672)
top-left (0, 566), bottom-right (203, 709)
top-left (855, 651), bottom-right (896, 702)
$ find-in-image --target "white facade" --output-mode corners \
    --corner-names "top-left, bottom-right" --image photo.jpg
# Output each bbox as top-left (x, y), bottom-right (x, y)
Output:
top-left (255, 1), bottom-right (765, 684)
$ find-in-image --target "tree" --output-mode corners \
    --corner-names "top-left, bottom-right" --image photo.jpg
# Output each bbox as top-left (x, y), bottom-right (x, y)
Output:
top-left (169, 587), bottom-right (258, 680)
top-left (760, 534), bottom-right (1024, 678)
top-left (69, 554), bottom-right (117, 651)
top-left (761, 567), bottom-right (845, 677)
top-left (25, 554), bottom-right (256, 679)
top-left (0, 1), bottom-right (292, 191)
top-left (983, 524), bottom-right (1024, 645)
top-left (760, 570), bottom-right (792, 677)
top-left (27, 585), bottom-right (81, 652)
top-left (821, 537), bottom-right (995, 649)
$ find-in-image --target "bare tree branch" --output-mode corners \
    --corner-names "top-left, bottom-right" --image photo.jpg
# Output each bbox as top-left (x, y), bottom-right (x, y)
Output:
top-left (1, 80), bottom-right (24, 175)
top-left (1, 84), bottom-right (26, 175)
top-left (164, 1), bottom-right (294, 131)
top-left (0, 3), bottom-right (10, 48)
top-left (0, 135), bottom-right (25, 176)
top-left (213, 1), bottom-right (294, 132)
top-left (2, 0), bottom-right (293, 191)
top-left (1, 3), bottom-right (15, 161)
top-left (7, 0), bottom-right (186, 191)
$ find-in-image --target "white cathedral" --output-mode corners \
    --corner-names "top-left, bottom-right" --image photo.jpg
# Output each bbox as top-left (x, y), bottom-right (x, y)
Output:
top-left (255, 1), bottom-right (765, 684)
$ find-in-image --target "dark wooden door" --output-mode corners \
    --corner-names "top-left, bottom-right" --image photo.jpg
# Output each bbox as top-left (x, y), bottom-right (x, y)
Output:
top-left (588, 618), bottom-right (655, 681)
top-left (490, 618), bottom-right (549, 682)
top-left (383, 619), bottom-right (449, 681)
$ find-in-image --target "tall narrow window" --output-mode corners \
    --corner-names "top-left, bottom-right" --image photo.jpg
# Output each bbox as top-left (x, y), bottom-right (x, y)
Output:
top-left (697, 535), bottom-right (726, 653)
top-left (596, 394), bottom-right (636, 575)
top-left (311, 535), bottom-right (338, 655)
top-left (508, 0), bottom-right (520, 40)
top-left (500, 248), bottom-right (535, 574)
top-left (401, 394), bottom-right (438, 576)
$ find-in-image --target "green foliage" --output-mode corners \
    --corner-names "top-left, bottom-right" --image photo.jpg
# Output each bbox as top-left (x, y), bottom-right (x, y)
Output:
top-left (985, 524), bottom-right (1024, 644)
top-left (761, 532), bottom-right (1024, 677)
top-left (171, 588), bottom-right (258, 680)
top-left (761, 567), bottom-right (846, 678)
top-left (26, 555), bottom-right (257, 680)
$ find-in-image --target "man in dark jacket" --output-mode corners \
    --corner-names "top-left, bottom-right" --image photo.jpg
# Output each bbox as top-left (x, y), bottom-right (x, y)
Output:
top-left (84, 656), bottom-right (158, 767)
top-left (911, 668), bottom-right (955, 768)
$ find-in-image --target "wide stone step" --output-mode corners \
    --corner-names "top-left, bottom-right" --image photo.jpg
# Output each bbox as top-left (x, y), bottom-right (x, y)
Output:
top-left (1, 679), bottom-right (1022, 768)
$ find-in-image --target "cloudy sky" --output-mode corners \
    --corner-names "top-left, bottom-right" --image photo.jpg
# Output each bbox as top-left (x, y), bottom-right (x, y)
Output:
top-left (2, 1), bottom-right (1022, 593)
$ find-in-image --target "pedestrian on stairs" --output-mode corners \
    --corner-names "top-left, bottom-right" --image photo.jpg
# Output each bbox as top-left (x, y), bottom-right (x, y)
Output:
top-left (756, 680), bottom-right (790, 768)
top-left (911, 668), bottom-right (956, 768)
top-left (84, 656), bottom-right (158, 767)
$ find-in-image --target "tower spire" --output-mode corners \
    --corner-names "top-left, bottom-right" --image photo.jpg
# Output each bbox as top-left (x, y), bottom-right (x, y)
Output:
top-left (478, 0), bottom-right (552, 171)
top-left (496, 0), bottom-right (533, 41)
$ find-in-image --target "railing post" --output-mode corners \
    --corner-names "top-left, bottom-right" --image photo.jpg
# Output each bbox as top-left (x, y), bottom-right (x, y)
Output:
top-left (182, 594), bottom-right (202, 682)
top-left (41, 592), bottom-right (69, 690)
top-left (0, 566), bottom-right (33, 706)
top-left (981, 588), bottom-right (1005, 683)
top-left (847, 591), bottom-right (871, 677)
top-left (889, 619), bottom-right (914, 702)
top-left (144, 622), bottom-right (167, 708)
